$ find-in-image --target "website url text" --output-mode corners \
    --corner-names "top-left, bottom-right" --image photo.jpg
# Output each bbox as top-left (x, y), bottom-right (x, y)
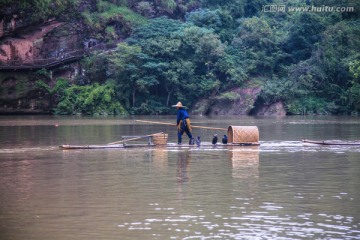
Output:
top-left (263, 5), bottom-right (355, 13)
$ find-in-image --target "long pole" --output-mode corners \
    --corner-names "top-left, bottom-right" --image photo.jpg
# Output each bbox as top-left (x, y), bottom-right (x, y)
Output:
top-left (135, 120), bottom-right (227, 131)
top-left (107, 132), bottom-right (164, 145)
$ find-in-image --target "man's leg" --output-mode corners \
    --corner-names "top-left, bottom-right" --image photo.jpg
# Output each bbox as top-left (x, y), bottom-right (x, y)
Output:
top-left (185, 128), bottom-right (194, 144)
top-left (178, 130), bottom-right (184, 144)
top-left (185, 127), bottom-right (193, 139)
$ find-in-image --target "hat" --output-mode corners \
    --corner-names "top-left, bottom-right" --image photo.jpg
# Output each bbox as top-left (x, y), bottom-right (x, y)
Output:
top-left (172, 102), bottom-right (185, 108)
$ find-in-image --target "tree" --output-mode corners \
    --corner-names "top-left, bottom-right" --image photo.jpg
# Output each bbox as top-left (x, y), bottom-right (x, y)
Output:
top-left (283, 12), bottom-right (326, 63)
top-left (125, 17), bottom-right (225, 107)
top-left (108, 43), bottom-right (158, 108)
top-left (231, 16), bottom-right (286, 76)
top-left (347, 60), bottom-right (360, 111)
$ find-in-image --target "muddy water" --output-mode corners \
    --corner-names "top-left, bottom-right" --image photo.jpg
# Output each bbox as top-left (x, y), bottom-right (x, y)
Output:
top-left (0, 115), bottom-right (360, 239)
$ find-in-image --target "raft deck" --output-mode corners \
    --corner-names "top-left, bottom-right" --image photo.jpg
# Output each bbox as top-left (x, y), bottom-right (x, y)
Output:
top-left (59, 142), bottom-right (260, 150)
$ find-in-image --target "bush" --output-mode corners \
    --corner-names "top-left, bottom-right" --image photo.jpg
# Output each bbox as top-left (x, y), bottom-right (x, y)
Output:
top-left (54, 83), bottom-right (127, 115)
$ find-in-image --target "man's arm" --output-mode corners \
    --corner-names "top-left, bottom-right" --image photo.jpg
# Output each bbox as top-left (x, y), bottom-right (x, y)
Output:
top-left (176, 110), bottom-right (181, 125)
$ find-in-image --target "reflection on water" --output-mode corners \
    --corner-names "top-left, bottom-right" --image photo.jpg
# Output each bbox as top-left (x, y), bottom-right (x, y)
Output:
top-left (230, 148), bottom-right (259, 179)
top-left (152, 148), bottom-right (168, 172)
top-left (1, 116), bottom-right (360, 239)
top-left (176, 150), bottom-right (191, 184)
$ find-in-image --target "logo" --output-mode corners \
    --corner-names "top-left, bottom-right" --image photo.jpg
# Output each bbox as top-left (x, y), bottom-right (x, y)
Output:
top-left (263, 5), bottom-right (286, 13)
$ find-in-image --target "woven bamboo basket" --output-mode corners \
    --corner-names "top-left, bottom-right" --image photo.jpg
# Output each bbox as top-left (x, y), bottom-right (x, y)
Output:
top-left (227, 126), bottom-right (259, 144)
top-left (152, 133), bottom-right (168, 145)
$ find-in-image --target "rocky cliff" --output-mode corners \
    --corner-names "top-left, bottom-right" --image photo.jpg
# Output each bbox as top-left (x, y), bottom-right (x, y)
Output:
top-left (0, 19), bottom-right (85, 113)
top-left (0, 20), bottom-right (63, 63)
top-left (191, 87), bottom-right (286, 117)
top-left (0, 0), bottom-right (95, 113)
top-left (191, 87), bottom-right (261, 116)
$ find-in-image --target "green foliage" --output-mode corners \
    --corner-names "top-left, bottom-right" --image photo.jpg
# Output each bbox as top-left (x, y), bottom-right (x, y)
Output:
top-left (186, 8), bottom-right (223, 31)
top-left (350, 60), bottom-right (360, 79)
top-left (98, 1), bottom-right (147, 26)
top-left (346, 59), bottom-right (360, 111)
top-left (215, 92), bottom-right (241, 102)
top-left (286, 97), bottom-right (335, 115)
top-left (295, 20), bottom-right (360, 114)
top-left (14, 79), bottom-right (28, 98)
top-left (186, 8), bottom-right (237, 42)
top-left (98, 7), bottom-right (359, 115)
top-left (240, 10), bottom-right (360, 115)
top-left (82, 10), bottom-right (102, 31)
top-left (36, 79), bottom-right (126, 115)
top-left (80, 52), bottom-right (109, 85)
top-left (36, 78), bottom-right (70, 105)
top-left (108, 43), bottom-right (157, 109)
top-left (243, 0), bottom-right (270, 17)
top-left (82, 0), bottom-right (147, 40)
top-left (55, 83), bottom-right (127, 115)
top-left (35, 68), bottom-right (51, 78)
top-left (201, 0), bottom-right (245, 18)
top-left (178, 25), bottom-right (225, 63)
top-left (132, 99), bottom-right (169, 114)
top-left (123, 17), bottom-right (226, 110)
top-left (1, 0), bottom-right (79, 22)
top-left (128, 17), bottom-right (184, 43)
top-left (259, 76), bottom-right (338, 115)
top-left (5, 0), bottom-right (360, 115)
top-left (283, 13), bottom-right (326, 63)
top-left (231, 16), bottom-right (287, 77)
top-left (347, 82), bottom-right (360, 111)
top-left (158, 0), bottom-right (176, 12)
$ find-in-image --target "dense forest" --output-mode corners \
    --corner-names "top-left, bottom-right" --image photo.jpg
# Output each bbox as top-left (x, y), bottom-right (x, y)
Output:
top-left (1, 0), bottom-right (360, 115)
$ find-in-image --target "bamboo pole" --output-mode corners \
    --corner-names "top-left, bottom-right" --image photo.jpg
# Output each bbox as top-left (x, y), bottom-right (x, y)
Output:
top-left (135, 120), bottom-right (227, 131)
top-left (107, 132), bottom-right (164, 145)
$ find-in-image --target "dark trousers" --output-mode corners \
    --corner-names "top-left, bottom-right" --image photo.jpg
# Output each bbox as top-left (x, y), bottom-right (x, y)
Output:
top-left (178, 128), bottom-right (193, 144)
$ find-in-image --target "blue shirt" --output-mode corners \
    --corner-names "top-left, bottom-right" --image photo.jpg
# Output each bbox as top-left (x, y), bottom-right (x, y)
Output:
top-left (176, 108), bottom-right (190, 125)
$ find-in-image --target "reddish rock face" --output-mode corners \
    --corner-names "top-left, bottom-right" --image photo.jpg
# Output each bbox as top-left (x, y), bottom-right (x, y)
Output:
top-left (0, 20), bottom-right (83, 114)
top-left (0, 21), bottom-right (64, 63)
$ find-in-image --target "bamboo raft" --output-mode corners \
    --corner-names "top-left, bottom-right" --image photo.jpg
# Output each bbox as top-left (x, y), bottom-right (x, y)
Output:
top-left (60, 124), bottom-right (260, 150)
top-left (59, 142), bottom-right (260, 150)
top-left (302, 139), bottom-right (360, 146)
top-left (60, 144), bottom-right (126, 149)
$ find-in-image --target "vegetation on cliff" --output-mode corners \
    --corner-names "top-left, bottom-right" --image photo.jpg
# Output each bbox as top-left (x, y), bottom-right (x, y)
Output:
top-left (0, 0), bottom-right (79, 23)
top-left (1, 0), bottom-right (360, 115)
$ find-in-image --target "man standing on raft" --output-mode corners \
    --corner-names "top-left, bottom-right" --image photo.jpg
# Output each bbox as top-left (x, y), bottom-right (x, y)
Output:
top-left (172, 102), bottom-right (194, 145)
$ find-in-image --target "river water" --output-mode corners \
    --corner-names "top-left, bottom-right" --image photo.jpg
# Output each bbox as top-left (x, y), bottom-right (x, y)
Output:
top-left (0, 115), bottom-right (360, 240)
